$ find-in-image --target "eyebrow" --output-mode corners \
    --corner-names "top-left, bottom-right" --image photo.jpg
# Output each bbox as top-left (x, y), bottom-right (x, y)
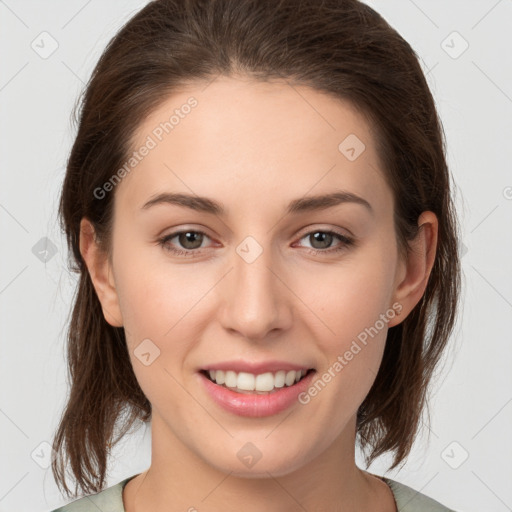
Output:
top-left (141, 190), bottom-right (373, 216)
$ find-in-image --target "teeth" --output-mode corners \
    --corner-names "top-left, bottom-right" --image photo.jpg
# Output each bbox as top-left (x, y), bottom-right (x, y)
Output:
top-left (206, 369), bottom-right (309, 393)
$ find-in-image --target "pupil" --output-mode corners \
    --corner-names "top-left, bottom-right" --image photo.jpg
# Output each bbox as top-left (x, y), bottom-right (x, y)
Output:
top-left (180, 232), bottom-right (203, 249)
top-left (312, 232), bottom-right (331, 249)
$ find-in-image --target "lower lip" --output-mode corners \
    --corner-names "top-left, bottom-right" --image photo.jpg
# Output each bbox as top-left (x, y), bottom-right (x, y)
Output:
top-left (197, 370), bottom-right (316, 417)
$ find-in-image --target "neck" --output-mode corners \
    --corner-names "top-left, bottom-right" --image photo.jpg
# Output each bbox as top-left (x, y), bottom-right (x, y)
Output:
top-left (123, 413), bottom-right (393, 512)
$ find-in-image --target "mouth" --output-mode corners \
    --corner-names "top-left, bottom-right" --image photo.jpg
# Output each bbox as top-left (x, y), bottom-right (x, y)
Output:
top-left (199, 368), bottom-right (316, 395)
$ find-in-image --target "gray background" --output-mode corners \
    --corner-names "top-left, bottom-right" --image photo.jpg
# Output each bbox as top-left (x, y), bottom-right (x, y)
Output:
top-left (0, 1), bottom-right (511, 511)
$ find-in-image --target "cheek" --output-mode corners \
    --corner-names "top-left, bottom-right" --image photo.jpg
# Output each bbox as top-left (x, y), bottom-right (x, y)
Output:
top-left (113, 248), bottom-right (212, 393)
top-left (113, 243), bottom-right (203, 336)
top-left (298, 250), bottom-right (396, 340)
top-left (113, 257), bottom-right (199, 414)
top-left (294, 247), bottom-right (397, 394)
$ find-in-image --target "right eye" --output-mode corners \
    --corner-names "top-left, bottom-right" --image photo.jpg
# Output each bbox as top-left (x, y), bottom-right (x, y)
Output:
top-left (158, 230), bottom-right (212, 257)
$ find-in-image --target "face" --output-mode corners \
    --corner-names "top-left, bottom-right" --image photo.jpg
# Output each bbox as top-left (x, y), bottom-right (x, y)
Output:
top-left (85, 76), bottom-right (422, 478)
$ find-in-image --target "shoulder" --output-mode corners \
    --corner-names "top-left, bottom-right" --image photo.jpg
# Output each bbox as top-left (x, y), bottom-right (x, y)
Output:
top-left (50, 476), bottom-right (136, 512)
top-left (383, 477), bottom-right (458, 512)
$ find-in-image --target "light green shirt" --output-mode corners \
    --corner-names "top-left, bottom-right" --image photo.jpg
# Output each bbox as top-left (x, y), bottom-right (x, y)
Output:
top-left (51, 474), bottom-right (457, 511)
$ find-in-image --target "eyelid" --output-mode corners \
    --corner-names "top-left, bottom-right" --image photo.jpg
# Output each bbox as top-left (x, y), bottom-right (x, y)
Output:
top-left (157, 223), bottom-right (215, 237)
top-left (295, 223), bottom-right (354, 239)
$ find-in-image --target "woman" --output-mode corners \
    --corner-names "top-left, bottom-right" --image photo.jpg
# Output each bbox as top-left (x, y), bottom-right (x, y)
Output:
top-left (50, 0), bottom-right (461, 510)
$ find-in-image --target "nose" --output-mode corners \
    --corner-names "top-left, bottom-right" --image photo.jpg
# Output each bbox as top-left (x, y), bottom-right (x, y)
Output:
top-left (218, 240), bottom-right (293, 341)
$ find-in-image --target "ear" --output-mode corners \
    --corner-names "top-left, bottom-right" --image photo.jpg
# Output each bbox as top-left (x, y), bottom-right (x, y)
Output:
top-left (79, 217), bottom-right (123, 327)
top-left (387, 211), bottom-right (438, 328)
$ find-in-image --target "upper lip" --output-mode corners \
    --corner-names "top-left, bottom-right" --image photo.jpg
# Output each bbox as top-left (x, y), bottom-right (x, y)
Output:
top-left (201, 360), bottom-right (315, 374)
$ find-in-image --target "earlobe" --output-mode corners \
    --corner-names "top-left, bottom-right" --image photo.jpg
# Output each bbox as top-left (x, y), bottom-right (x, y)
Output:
top-left (387, 211), bottom-right (438, 328)
top-left (79, 217), bottom-right (124, 327)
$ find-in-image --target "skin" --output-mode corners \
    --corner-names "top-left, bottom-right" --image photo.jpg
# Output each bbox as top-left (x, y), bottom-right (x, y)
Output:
top-left (80, 75), bottom-right (437, 512)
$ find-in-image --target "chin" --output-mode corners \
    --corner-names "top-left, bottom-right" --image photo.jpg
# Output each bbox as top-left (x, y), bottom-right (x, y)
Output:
top-left (202, 445), bottom-right (310, 479)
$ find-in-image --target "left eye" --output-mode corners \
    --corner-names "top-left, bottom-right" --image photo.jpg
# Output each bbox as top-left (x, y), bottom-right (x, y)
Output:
top-left (297, 230), bottom-right (353, 252)
top-left (157, 229), bottom-right (354, 256)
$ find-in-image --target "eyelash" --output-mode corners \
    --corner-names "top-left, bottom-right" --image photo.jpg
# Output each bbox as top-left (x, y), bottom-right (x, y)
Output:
top-left (157, 229), bottom-right (354, 258)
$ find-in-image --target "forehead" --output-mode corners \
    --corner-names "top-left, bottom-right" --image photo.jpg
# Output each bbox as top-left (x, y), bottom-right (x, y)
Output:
top-left (117, 76), bottom-right (392, 218)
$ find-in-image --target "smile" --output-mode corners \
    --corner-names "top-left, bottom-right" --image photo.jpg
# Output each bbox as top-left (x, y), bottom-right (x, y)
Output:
top-left (197, 367), bottom-right (317, 417)
top-left (201, 368), bottom-right (314, 394)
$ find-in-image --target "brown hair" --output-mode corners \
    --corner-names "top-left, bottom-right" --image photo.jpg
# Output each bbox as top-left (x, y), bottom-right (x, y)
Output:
top-left (52, 0), bottom-right (461, 498)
